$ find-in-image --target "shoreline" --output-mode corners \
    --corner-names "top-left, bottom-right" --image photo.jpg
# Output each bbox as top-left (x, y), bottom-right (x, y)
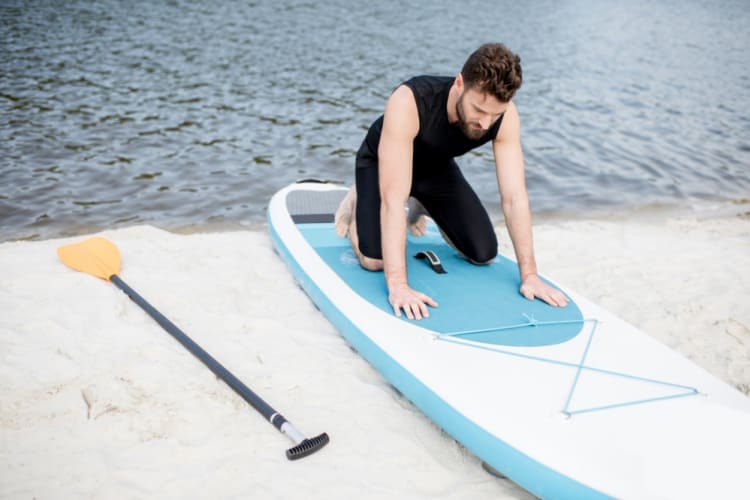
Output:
top-left (3, 196), bottom-right (749, 245)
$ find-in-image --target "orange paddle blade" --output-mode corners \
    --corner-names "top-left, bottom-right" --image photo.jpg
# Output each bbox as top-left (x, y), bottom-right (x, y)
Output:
top-left (57, 237), bottom-right (121, 280)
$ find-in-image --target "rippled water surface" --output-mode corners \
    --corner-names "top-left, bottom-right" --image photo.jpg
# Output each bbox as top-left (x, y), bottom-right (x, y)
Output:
top-left (2, 0), bottom-right (749, 241)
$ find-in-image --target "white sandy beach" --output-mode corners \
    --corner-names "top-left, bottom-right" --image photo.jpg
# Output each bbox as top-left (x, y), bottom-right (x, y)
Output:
top-left (1, 206), bottom-right (749, 499)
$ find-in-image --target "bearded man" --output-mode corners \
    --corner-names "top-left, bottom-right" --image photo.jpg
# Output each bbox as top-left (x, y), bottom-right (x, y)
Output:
top-left (335, 43), bottom-right (568, 320)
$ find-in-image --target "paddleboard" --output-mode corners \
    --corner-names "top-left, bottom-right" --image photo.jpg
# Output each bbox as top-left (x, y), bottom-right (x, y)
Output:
top-left (268, 180), bottom-right (750, 499)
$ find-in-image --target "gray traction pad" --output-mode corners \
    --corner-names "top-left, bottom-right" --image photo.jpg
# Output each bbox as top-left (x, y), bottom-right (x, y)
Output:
top-left (286, 188), bottom-right (347, 221)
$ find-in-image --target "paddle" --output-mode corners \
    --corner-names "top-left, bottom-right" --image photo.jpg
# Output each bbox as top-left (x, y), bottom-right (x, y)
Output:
top-left (57, 237), bottom-right (329, 460)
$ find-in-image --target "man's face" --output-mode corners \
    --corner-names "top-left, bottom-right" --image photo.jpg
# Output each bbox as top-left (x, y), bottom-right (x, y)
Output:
top-left (455, 87), bottom-right (508, 140)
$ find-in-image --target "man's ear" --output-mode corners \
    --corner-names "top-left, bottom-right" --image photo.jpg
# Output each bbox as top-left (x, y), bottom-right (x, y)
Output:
top-left (455, 72), bottom-right (464, 92)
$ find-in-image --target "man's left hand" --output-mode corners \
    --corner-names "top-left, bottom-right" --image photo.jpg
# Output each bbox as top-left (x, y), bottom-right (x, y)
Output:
top-left (520, 274), bottom-right (569, 307)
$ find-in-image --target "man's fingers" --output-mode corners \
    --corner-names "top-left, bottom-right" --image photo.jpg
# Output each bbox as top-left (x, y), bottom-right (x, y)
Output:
top-left (521, 285), bottom-right (535, 301)
top-left (405, 302), bottom-right (425, 320)
top-left (390, 295), bottom-right (436, 320)
top-left (547, 292), bottom-right (561, 307)
top-left (393, 304), bottom-right (403, 318)
top-left (542, 288), bottom-right (568, 307)
top-left (520, 282), bottom-right (570, 308)
top-left (420, 294), bottom-right (438, 308)
top-left (392, 300), bottom-right (417, 320)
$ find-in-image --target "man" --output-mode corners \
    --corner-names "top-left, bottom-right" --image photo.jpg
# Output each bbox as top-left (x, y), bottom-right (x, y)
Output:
top-left (335, 43), bottom-right (568, 320)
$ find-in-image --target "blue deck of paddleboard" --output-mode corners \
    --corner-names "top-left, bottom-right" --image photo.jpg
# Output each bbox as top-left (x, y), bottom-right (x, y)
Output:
top-left (299, 222), bottom-right (584, 347)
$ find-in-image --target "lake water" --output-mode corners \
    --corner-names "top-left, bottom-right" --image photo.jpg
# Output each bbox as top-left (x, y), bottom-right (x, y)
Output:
top-left (2, 0), bottom-right (749, 241)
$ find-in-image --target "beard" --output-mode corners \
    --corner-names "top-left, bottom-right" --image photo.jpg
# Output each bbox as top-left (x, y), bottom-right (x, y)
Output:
top-left (455, 93), bottom-right (486, 140)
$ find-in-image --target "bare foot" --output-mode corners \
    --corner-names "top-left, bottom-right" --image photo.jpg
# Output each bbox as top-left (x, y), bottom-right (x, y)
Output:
top-left (334, 185), bottom-right (356, 237)
top-left (407, 197), bottom-right (428, 236)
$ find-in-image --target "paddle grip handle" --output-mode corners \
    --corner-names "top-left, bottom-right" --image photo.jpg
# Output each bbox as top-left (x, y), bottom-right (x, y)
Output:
top-left (109, 274), bottom-right (286, 428)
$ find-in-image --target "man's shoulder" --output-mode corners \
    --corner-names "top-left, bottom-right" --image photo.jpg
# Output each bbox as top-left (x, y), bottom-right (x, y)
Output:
top-left (398, 75), bottom-right (452, 117)
top-left (401, 75), bottom-right (453, 93)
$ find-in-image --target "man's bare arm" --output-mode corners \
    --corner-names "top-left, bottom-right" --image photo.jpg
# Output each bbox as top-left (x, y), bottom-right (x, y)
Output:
top-left (493, 102), bottom-right (568, 307)
top-left (378, 85), bottom-right (438, 318)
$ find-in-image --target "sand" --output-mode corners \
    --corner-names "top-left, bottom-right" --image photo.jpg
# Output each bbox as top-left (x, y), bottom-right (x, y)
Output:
top-left (1, 206), bottom-right (748, 499)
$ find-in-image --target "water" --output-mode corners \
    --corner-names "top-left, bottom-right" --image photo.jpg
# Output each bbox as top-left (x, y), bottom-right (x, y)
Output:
top-left (2, 0), bottom-right (749, 242)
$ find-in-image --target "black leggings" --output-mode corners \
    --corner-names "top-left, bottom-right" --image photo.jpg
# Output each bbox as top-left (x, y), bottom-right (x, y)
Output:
top-left (355, 158), bottom-right (498, 262)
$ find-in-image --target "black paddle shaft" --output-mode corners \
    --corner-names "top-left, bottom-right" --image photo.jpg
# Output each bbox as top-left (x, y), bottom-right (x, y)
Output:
top-left (108, 274), bottom-right (330, 459)
top-left (110, 275), bottom-right (281, 418)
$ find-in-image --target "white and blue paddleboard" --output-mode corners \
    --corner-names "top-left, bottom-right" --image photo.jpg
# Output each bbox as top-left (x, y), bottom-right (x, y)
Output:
top-left (268, 180), bottom-right (750, 499)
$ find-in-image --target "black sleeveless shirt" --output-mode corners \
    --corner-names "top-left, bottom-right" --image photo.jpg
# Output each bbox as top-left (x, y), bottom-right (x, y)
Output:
top-left (356, 75), bottom-right (504, 169)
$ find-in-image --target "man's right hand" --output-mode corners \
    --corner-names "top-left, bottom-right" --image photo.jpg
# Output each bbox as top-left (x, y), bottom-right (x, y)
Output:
top-left (388, 283), bottom-right (438, 320)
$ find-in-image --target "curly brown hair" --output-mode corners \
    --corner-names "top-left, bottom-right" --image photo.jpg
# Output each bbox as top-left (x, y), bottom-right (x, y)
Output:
top-left (461, 43), bottom-right (522, 103)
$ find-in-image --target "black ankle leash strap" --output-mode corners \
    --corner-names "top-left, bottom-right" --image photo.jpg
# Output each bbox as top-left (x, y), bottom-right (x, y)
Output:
top-left (414, 250), bottom-right (447, 274)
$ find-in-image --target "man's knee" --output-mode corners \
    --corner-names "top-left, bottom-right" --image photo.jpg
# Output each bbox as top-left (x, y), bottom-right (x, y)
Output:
top-left (466, 240), bottom-right (498, 265)
top-left (359, 254), bottom-right (384, 271)
top-left (469, 255), bottom-right (496, 265)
